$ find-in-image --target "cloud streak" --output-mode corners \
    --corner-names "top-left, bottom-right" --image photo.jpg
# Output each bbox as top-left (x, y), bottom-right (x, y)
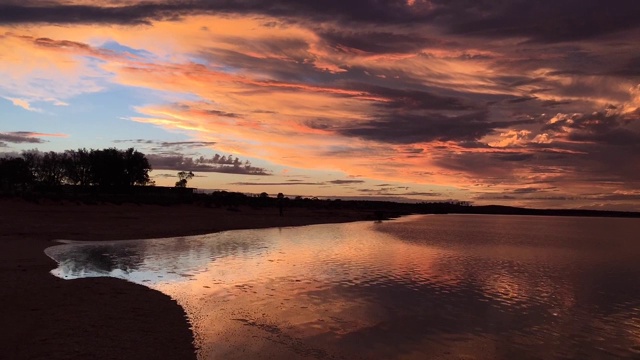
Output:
top-left (0, 131), bottom-right (67, 144)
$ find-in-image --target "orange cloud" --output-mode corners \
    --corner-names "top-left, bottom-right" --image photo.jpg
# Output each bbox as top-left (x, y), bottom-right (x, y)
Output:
top-left (2, 12), bottom-right (639, 209)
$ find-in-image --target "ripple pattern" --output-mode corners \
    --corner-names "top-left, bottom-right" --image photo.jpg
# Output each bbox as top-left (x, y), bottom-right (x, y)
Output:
top-left (45, 214), bottom-right (640, 359)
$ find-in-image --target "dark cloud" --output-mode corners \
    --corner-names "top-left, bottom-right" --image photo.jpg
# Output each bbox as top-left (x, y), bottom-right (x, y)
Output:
top-left (433, 151), bottom-right (534, 182)
top-left (114, 139), bottom-right (217, 148)
top-left (353, 84), bottom-right (476, 111)
top-left (609, 56), bottom-right (640, 77)
top-left (0, 2), bottom-right (179, 25)
top-left (435, 128), bottom-right (640, 191)
top-left (439, 0), bottom-right (640, 43)
top-left (147, 154), bottom-right (270, 175)
top-left (230, 179), bottom-right (364, 186)
top-left (153, 172), bottom-right (206, 178)
top-left (496, 153), bottom-right (534, 162)
top-left (4, 0), bottom-right (640, 47)
top-left (457, 141), bottom-right (491, 149)
top-left (318, 30), bottom-right (439, 54)
top-left (568, 128), bottom-right (640, 147)
top-left (230, 182), bottom-right (321, 186)
top-left (507, 96), bottom-right (536, 104)
top-left (357, 188), bottom-right (441, 197)
top-left (0, 1), bottom-right (436, 25)
top-left (197, 47), bottom-right (326, 85)
top-left (32, 36), bottom-right (93, 51)
top-left (328, 179), bottom-right (365, 185)
top-left (542, 110), bottom-right (640, 146)
top-left (512, 187), bottom-right (545, 194)
top-left (159, 141), bottom-right (216, 147)
top-left (0, 131), bottom-right (46, 144)
top-left (336, 111), bottom-right (534, 144)
top-left (113, 139), bottom-right (154, 144)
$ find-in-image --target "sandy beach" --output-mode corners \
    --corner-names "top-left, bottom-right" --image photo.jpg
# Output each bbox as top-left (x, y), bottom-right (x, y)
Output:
top-left (0, 198), bottom-right (372, 359)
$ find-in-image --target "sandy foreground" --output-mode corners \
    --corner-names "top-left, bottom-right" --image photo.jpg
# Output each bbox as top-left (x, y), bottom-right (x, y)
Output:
top-left (0, 198), bottom-right (373, 359)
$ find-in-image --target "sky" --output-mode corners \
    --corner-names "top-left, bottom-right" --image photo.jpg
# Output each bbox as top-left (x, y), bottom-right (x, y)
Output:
top-left (1, 0), bottom-right (640, 210)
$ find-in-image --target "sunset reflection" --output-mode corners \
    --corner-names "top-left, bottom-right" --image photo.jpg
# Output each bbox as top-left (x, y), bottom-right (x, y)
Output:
top-left (47, 215), bottom-right (640, 359)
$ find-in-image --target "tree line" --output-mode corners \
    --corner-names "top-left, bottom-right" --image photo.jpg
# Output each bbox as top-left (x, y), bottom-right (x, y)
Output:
top-left (0, 148), bottom-right (152, 191)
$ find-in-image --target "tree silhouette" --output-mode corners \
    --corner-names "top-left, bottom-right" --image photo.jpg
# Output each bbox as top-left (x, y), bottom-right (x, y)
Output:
top-left (123, 148), bottom-right (152, 186)
top-left (89, 148), bottom-right (152, 187)
top-left (64, 149), bottom-right (92, 186)
top-left (1, 147), bottom-right (153, 189)
top-left (19, 150), bottom-right (68, 186)
top-left (175, 171), bottom-right (194, 188)
top-left (0, 157), bottom-right (34, 191)
top-left (277, 192), bottom-right (285, 216)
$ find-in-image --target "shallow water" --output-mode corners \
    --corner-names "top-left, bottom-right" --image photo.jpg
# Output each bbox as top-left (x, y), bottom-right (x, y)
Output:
top-left (46, 214), bottom-right (640, 359)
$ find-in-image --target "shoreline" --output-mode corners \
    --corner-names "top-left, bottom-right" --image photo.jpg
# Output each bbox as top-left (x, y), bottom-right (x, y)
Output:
top-left (0, 198), bottom-right (375, 360)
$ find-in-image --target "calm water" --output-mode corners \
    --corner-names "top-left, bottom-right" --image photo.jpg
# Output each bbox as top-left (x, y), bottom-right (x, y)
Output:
top-left (45, 215), bottom-right (640, 359)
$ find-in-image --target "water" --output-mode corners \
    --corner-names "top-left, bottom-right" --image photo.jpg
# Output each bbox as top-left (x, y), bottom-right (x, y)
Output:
top-left (45, 214), bottom-right (640, 359)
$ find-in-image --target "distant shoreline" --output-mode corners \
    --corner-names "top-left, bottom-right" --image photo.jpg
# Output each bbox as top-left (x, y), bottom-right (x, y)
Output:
top-left (3, 190), bottom-right (639, 219)
top-left (456, 205), bottom-right (640, 218)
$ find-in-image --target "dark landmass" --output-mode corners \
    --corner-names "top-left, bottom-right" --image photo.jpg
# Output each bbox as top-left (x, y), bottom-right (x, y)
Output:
top-left (461, 204), bottom-right (640, 218)
top-left (5, 185), bottom-right (639, 219)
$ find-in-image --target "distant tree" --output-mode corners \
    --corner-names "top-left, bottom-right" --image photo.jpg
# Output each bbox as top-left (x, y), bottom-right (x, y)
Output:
top-left (123, 148), bottom-right (152, 186)
top-left (3, 147), bottom-right (152, 190)
top-left (41, 151), bottom-right (69, 186)
top-left (64, 148), bottom-right (92, 186)
top-left (0, 157), bottom-right (34, 191)
top-left (21, 150), bottom-right (43, 184)
top-left (175, 171), bottom-right (194, 188)
top-left (89, 148), bottom-right (125, 187)
top-left (18, 150), bottom-right (61, 186)
top-left (277, 192), bottom-right (285, 216)
top-left (89, 148), bottom-right (152, 187)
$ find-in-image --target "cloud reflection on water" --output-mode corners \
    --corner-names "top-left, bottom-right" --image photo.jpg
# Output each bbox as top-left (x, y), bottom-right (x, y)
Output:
top-left (46, 215), bottom-right (640, 359)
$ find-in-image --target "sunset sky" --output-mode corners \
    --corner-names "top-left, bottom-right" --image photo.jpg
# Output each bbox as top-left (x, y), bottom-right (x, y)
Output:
top-left (1, 0), bottom-right (640, 210)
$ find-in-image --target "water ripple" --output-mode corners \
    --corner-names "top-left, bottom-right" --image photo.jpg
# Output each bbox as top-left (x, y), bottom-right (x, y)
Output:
top-left (45, 215), bottom-right (640, 359)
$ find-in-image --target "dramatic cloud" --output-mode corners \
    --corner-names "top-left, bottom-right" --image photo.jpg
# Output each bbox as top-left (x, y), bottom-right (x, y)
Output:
top-left (0, 1), bottom-right (436, 26)
top-left (441, 0), bottom-right (640, 43)
top-left (336, 112), bottom-right (537, 144)
top-left (2, 1), bottom-right (640, 209)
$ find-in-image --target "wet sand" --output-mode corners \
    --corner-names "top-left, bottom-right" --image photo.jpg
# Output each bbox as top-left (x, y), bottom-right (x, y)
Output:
top-left (0, 198), bottom-right (372, 359)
